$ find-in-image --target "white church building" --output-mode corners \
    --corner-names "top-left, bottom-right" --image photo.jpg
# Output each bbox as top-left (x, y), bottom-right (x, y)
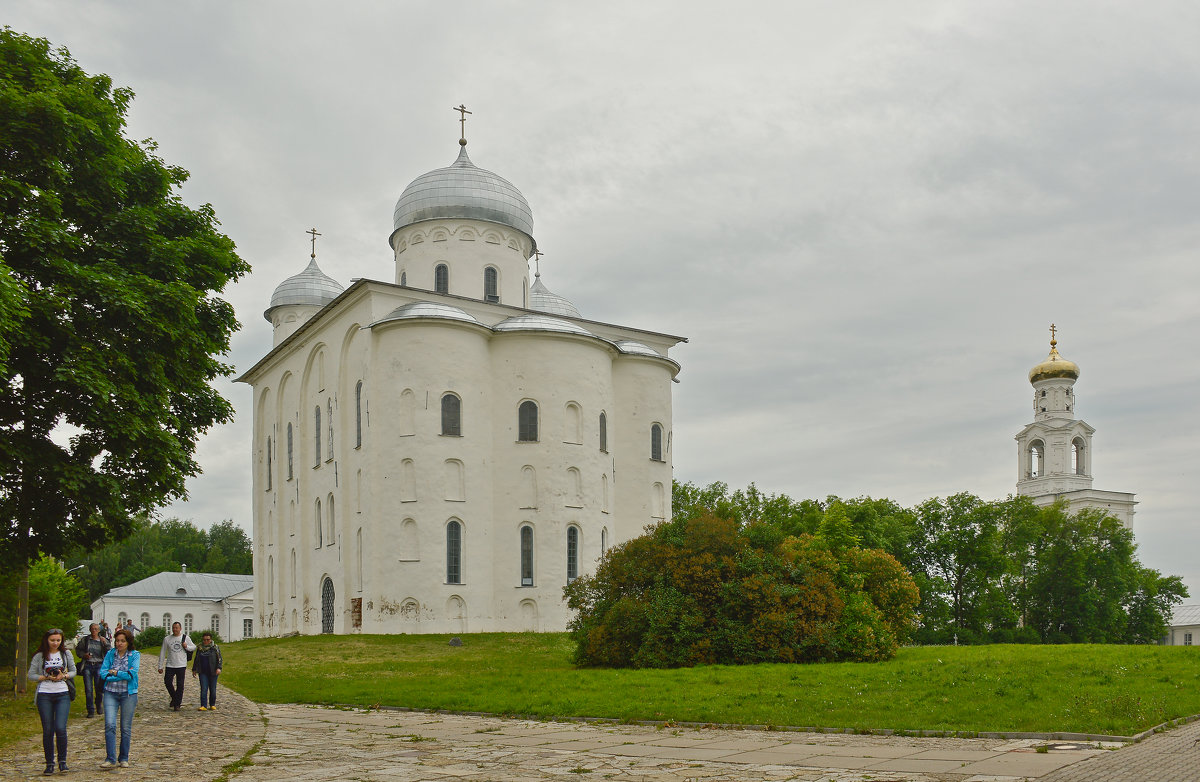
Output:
top-left (1014, 328), bottom-right (1135, 526)
top-left (239, 129), bottom-right (685, 636)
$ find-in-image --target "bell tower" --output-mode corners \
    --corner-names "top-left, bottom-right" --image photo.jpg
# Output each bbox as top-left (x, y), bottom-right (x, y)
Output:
top-left (1014, 326), bottom-right (1136, 527)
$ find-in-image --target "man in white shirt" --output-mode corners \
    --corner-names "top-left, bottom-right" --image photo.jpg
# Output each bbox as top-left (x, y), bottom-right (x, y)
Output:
top-left (157, 622), bottom-right (195, 712)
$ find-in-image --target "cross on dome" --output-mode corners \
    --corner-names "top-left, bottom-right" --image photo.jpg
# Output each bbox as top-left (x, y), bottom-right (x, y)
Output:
top-left (453, 104), bottom-right (472, 146)
top-left (307, 227), bottom-right (322, 259)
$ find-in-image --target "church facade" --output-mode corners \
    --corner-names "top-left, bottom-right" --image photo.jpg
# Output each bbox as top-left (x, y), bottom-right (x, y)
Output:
top-left (239, 136), bottom-right (684, 636)
top-left (1014, 329), bottom-right (1135, 527)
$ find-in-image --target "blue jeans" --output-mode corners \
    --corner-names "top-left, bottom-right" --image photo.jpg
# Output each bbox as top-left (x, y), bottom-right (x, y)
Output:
top-left (81, 664), bottom-right (104, 714)
top-left (197, 672), bottom-right (218, 707)
top-left (102, 690), bottom-right (137, 763)
top-left (35, 691), bottom-right (70, 765)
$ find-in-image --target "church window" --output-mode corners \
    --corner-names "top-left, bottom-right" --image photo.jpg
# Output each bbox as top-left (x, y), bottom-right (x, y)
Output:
top-left (520, 525), bottom-right (534, 585)
top-left (327, 494), bottom-right (336, 546)
top-left (314, 499), bottom-right (323, 547)
top-left (441, 393), bottom-right (462, 436)
top-left (566, 526), bottom-right (579, 582)
top-left (355, 381), bottom-right (363, 448)
top-left (400, 270), bottom-right (407, 286)
top-left (651, 482), bottom-right (665, 519)
top-left (601, 473), bottom-right (609, 513)
top-left (601, 527), bottom-right (608, 554)
top-left (286, 424), bottom-right (294, 480)
top-left (650, 423), bottom-right (664, 461)
top-left (1029, 440), bottom-right (1045, 478)
top-left (446, 520), bottom-right (462, 584)
top-left (1072, 437), bottom-right (1086, 475)
top-left (266, 436), bottom-right (273, 491)
top-left (518, 401), bottom-right (539, 442)
top-left (290, 549), bottom-right (297, 598)
top-left (435, 264), bottom-right (449, 294)
top-left (327, 398), bottom-right (334, 461)
top-left (314, 406), bottom-right (322, 468)
top-left (599, 412), bottom-right (607, 452)
top-left (484, 267), bottom-right (499, 303)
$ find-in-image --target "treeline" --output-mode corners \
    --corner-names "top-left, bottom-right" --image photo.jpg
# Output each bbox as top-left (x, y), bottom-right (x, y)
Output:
top-left (64, 517), bottom-right (252, 602)
top-left (672, 481), bottom-right (1185, 645)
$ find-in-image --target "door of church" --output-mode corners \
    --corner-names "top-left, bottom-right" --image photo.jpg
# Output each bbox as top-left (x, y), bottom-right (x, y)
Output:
top-left (321, 577), bottom-right (335, 634)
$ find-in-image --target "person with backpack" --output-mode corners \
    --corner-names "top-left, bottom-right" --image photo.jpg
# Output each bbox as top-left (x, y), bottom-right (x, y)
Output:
top-left (191, 632), bottom-right (223, 710)
top-left (76, 623), bottom-right (110, 718)
top-left (157, 622), bottom-right (194, 711)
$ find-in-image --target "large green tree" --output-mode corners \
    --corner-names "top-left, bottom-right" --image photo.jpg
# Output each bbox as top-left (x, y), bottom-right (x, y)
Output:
top-left (0, 556), bottom-right (87, 658)
top-left (0, 29), bottom-right (248, 565)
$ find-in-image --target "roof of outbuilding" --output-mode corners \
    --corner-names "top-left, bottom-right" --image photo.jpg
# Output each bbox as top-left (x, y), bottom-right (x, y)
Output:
top-left (1169, 604), bottom-right (1200, 627)
top-left (103, 572), bottom-right (253, 601)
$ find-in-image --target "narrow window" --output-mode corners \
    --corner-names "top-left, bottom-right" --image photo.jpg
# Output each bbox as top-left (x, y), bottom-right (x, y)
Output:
top-left (1186, 633), bottom-right (1193, 646)
top-left (291, 549), bottom-right (296, 597)
top-left (441, 393), bottom-right (462, 436)
top-left (446, 520), bottom-right (462, 584)
top-left (520, 525), bottom-right (534, 586)
top-left (518, 401), bottom-right (539, 442)
top-left (117, 612), bottom-right (127, 628)
top-left (183, 614), bottom-right (193, 633)
top-left (286, 424), bottom-right (294, 480)
top-left (435, 264), bottom-right (449, 294)
top-left (355, 380), bottom-right (363, 448)
top-left (1072, 437), bottom-right (1086, 475)
top-left (314, 406), bottom-right (322, 467)
top-left (599, 412), bottom-right (607, 452)
top-left (564, 402), bottom-right (582, 443)
top-left (162, 614), bottom-right (170, 631)
top-left (567, 526), bottom-right (579, 582)
top-left (327, 398), bottom-right (334, 460)
top-left (651, 423), bottom-right (663, 461)
top-left (243, 618), bottom-right (253, 639)
top-left (1030, 440), bottom-right (1044, 479)
top-left (314, 499), bottom-right (323, 547)
top-left (484, 267), bottom-right (499, 303)
top-left (601, 528), bottom-right (608, 554)
top-left (266, 436), bottom-right (273, 491)
top-left (327, 494), bottom-right (336, 546)
top-left (211, 615), bottom-right (220, 634)
top-left (139, 612), bottom-right (150, 630)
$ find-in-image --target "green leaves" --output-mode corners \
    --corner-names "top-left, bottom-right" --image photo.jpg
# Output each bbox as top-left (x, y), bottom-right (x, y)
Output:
top-left (0, 28), bottom-right (248, 565)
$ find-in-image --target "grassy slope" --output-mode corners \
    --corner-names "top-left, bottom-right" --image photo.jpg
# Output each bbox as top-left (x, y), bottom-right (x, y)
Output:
top-left (221, 634), bottom-right (1200, 735)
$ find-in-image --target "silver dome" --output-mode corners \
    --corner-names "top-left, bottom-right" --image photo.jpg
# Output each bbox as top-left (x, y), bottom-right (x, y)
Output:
top-left (390, 144), bottom-right (535, 246)
top-left (493, 314), bottom-right (597, 338)
top-left (264, 258), bottom-right (344, 321)
top-left (370, 301), bottom-right (484, 328)
top-left (528, 274), bottom-right (582, 319)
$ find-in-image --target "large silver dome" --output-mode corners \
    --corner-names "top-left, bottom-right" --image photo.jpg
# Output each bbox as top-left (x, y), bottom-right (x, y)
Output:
top-left (390, 144), bottom-right (535, 248)
top-left (264, 258), bottom-right (344, 321)
top-left (528, 274), bottom-right (581, 318)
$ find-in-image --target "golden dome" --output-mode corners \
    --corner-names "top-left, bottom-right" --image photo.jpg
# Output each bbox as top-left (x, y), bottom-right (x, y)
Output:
top-left (1029, 326), bottom-right (1080, 384)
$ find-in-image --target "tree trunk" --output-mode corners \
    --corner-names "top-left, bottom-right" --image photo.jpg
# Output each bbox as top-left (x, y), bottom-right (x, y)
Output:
top-left (14, 566), bottom-right (29, 694)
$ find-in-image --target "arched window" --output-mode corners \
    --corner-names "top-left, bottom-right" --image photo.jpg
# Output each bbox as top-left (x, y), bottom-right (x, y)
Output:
top-left (183, 614), bottom-right (193, 633)
top-left (355, 381), bottom-right (363, 448)
top-left (484, 267), bottom-right (499, 303)
top-left (162, 613), bottom-right (171, 631)
top-left (326, 494), bottom-right (336, 546)
top-left (399, 518), bottom-right (419, 561)
top-left (601, 473), bottom-right (609, 513)
top-left (1072, 437), bottom-right (1086, 475)
top-left (266, 436), bottom-right (273, 491)
top-left (1029, 440), bottom-right (1044, 478)
top-left (565, 402), bottom-right (582, 444)
top-left (139, 612), bottom-right (150, 630)
top-left (286, 423), bottom-right (294, 480)
top-left (314, 499), bottom-right (323, 548)
top-left (601, 527), bottom-right (608, 554)
top-left (210, 615), bottom-right (220, 634)
top-left (599, 412), bottom-right (607, 452)
top-left (435, 263), bottom-right (449, 294)
top-left (441, 393), bottom-right (462, 436)
top-left (566, 526), bottom-right (579, 582)
top-left (446, 520), bottom-right (462, 584)
top-left (117, 612), bottom-right (127, 628)
top-left (327, 398), bottom-right (334, 460)
top-left (290, 549), bottom-right (296, 597)
top-left (518, 401), bottom-right (538, 442)
top-left (650, 423), bottom-right (663, 461)
top-left (314, 406), bottom-right (322, 467)
top-left (520, 525), bottom-right (534, 586)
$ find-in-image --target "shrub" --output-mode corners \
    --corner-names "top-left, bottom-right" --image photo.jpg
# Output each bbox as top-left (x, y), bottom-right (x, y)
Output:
top-left (565, 513), bottom-right (919, 668)
top-left (135, 626), bottom-right (165, 651)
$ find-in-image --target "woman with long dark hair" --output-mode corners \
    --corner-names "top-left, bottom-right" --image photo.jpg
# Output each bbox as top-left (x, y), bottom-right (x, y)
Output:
top-left (98, 627), bottom-right (140, 769)
top-left (27, 628), bottom-right (77, 775)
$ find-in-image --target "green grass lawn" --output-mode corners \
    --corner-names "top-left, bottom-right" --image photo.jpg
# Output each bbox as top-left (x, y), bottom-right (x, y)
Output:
top-left (0, 687), bottom-right (88, 750)
top-left (221, 634), bottom-right (1200, 736)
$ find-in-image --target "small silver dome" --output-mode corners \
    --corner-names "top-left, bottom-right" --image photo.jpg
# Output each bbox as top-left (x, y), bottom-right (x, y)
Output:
top-left (264, 258), bottom-right (343, 322)
top-left (390, 145), bottom-right (535, 248)
top-left (528, 274), bottom-right (581, 318)
top-left (370, 301), bottom-right (483, 328)
top-left (493, 314), bottom-right (597, 338)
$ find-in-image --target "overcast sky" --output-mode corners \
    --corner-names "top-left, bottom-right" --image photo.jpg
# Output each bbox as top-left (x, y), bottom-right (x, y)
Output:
top-left (7, 2), bottom-right (1198, 595)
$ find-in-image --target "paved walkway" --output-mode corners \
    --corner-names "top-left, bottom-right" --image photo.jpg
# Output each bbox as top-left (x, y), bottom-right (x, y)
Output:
top-left (5, 668), bottom-right (1200, 781)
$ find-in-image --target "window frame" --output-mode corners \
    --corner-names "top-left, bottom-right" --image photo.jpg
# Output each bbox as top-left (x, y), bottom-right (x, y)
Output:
top-left (520, 525), bottom-right (534, 586)
top-left (518, 400), bottom-right (539, 442)
top-left (441, 392), bottom-right (462, 437)
top-left (435, 263), bottom-right (449, 294)
top-left (446, 520), bottom-right (463, 585)
top-left (650, 423), bottom-right (664, 462)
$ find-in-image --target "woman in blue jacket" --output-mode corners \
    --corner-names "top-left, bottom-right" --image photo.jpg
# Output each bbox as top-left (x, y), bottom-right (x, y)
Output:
top-left (98, 628), bottom-right (139, 769)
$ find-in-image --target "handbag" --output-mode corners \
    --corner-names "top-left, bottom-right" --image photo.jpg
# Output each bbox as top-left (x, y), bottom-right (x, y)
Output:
top-left (65, 678), bottom-right (76, 701)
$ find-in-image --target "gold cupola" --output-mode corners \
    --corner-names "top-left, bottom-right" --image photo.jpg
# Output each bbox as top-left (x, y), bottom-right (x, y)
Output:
top-left (1028, 324), bottom-right (1080, 384)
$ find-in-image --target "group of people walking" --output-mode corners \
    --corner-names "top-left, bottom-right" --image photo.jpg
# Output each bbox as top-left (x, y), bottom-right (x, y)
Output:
top-left (28, 622), bottom-right (224, 775)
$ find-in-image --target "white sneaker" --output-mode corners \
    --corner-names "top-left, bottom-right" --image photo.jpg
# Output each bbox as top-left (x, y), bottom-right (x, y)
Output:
top-left (118, 761), bottom-right (130, 768)
top-left (99, 760), bottom-right (116, 769)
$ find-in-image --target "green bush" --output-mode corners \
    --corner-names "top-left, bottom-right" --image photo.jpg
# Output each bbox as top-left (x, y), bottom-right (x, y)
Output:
top-left (564, 512), bottom-right (919, 668)
top-left (135, 626), bottom-right (165, 651)
top-left (190, 629), bottom-right (223, 645)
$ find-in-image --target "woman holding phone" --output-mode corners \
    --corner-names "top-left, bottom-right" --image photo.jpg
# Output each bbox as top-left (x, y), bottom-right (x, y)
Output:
top-left (27, 627), bottom-right (76, 775)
